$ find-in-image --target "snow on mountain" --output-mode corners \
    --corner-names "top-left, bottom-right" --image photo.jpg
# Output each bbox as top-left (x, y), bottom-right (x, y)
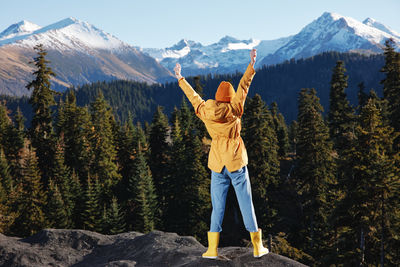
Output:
top-left (0, 18), bottom-right (173, 96)
top-left (1, 11), bottom-right (399, 95)
top-left (259, 12), bottom-right (400, 66)
top-left (140, 35), bottom-right (292, 76)
top-left (0, 17), bottom-right (128, 51)
top-left (140, 12), bottom-right (399, 75)
top-left (0, 20), bottom-right (41, 40)
top-left (363, 17), bottom-right (400, 38)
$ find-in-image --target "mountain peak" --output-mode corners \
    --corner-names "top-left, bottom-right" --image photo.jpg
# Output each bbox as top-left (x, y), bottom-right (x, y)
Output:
top-left (218, 35), bottom-right (240, 44)
top-left (321, 11), bottom-right (340, 19)
top-left (178, 38), bottom-right (190, 46)
top-left (310, 11), bottom-right (400, 40)
top-left (169, 38), bottom-right (200, 50)
top-left (317, 11), bottom-right (356, 26)
top-left (363, 17), bottom-right (375, 24)
top-left (18, 20), bottom-right (41, 29)
top-left (170, 38), bottom-right (190, 50)
top-left (363, 17), bottom-right (400, 37)
top-left (0, 20), bottom-right (41, 40)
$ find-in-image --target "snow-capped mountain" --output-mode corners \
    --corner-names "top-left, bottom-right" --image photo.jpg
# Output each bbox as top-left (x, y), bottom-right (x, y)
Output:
top-left (259, 12), bottom-right (400, 66)
top-left (1, 12), bottom-right (399, 96)
top-left (0, 17), bottom-right (172, 96)
top-left (141, 12), bottom-right (399, 76)
top-left (140, 35), bottom-right (293, 76)
top-left (0, 17), bottom-right (128, 50)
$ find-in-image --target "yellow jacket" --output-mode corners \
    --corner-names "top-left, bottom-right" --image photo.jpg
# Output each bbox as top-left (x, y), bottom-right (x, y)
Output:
top-left (178, 63), bottom-right (256, 173)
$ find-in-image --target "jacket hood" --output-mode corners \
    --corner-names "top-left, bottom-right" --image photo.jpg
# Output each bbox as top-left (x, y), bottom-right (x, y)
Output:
top-left (215, 81), bottom-right (235, 102)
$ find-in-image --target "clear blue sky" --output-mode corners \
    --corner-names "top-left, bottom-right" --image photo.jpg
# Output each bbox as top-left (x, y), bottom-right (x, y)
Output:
top-left (1, 0), bottom-right (399, 48)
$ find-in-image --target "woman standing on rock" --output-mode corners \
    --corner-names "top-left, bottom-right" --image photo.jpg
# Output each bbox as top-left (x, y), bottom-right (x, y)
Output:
top-left (174, 48), bottom-right (269, 259)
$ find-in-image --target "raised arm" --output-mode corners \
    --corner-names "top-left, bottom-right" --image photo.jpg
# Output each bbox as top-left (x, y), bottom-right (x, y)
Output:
top-left (231, 49), bottom-right (257, 117)
top-left (174, 63), bottom-right (205, 118)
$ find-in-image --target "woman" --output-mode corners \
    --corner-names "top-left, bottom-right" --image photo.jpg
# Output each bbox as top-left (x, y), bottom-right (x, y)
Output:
top-left (174, 48), bottom-right (268, 259)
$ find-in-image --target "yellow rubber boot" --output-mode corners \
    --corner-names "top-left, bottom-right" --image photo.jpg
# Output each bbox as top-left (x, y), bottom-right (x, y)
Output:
top-left (202, 232), bottom-right (219, 259)
top-left (250, 229), bottom-right (269, 258)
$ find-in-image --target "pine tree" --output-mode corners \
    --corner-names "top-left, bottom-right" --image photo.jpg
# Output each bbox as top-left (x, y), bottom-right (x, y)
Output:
top-left (106, 197), bottom-right (126, 235)
top-left (9, 146), bottom-right (46, 237)
top-left (100, 204), bottom-right (109, 234)
top-left (170, 107), bottom-right (182, 136)
top-left (57, 90), bottom-right (92, 182)
top-left (116, 119), bottom-right (136, 203)
top-left (328, 60), bottom-right (355, 153)
top-left (357, 81), bottom-right (368, 111)
top-left (295, 88), bottom-right (336, 263)
top-left (127, 141), bottom-right (158, 233)
top-left (242, 94), bottom-right (280, 231)
top-left (51, 136), bottom-right (74, 225)
top-left (179, 98), bottom-right (194, 134)
top-left (270, 102), bottom-right (290, 157)
top-left (326, 62), bottom-right (357, 258)
top-left (148, 106), bottom-right (170, 225)
top-left (46, 179), bottom-right (70, 229)
top-left (26, 44), bottom-right (59, 188)
top-left (89, 92), bottom-right (121, 203)
top-left (134, 122), bottom-right (148, 151)
top-left (82, 176), bottom-right (103, 232)
top-left (69, 171), bottom-right (85, 229)
top-left (380, 38), bottom-right (400, 149)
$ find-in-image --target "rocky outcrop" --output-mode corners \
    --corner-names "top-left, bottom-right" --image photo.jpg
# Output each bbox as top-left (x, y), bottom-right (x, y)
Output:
top-left (0, 229), bottom-right (308, 267)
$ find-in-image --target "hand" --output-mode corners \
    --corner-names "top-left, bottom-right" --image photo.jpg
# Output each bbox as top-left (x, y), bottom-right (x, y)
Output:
top-left (174, 63), bottom-right (183, 80)
top-left (250, 49), bottom-right (257, 66)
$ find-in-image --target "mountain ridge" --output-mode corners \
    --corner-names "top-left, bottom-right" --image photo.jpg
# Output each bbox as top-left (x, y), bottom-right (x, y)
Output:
top-left (141, 12), bottom-right (399, 75)
top-left (0, 12), bottom-right (398, 96)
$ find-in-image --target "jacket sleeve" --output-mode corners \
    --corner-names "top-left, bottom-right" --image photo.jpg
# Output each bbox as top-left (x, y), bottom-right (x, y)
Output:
top-left (231, 63), bottom-right (256, 117)
top-left (178, 78), bottom-right (206, 119)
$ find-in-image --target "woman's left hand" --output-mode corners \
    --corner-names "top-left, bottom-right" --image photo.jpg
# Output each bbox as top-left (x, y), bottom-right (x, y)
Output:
top-left (174, 63), bottom-right (183, 80)
top-left (250, 49), bottom-right (257, 66)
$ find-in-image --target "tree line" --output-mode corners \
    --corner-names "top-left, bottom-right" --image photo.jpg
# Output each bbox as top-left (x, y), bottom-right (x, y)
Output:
top-left (0, 50), bottom-right (386, 127)
top-left (1, 40), bottom-right (400, 266)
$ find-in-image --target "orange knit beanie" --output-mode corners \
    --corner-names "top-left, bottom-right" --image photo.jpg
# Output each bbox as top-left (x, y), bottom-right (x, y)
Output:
top-left (215, 81), bottom-right (235, 102)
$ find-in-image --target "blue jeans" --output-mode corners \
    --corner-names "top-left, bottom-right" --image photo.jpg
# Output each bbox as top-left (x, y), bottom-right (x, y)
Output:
top-left (210, 166), bottom-right (258, 233)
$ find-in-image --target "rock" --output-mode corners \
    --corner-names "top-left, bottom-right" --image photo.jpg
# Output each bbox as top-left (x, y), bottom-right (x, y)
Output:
top-left (0, 229), bottom-right (308, 267)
